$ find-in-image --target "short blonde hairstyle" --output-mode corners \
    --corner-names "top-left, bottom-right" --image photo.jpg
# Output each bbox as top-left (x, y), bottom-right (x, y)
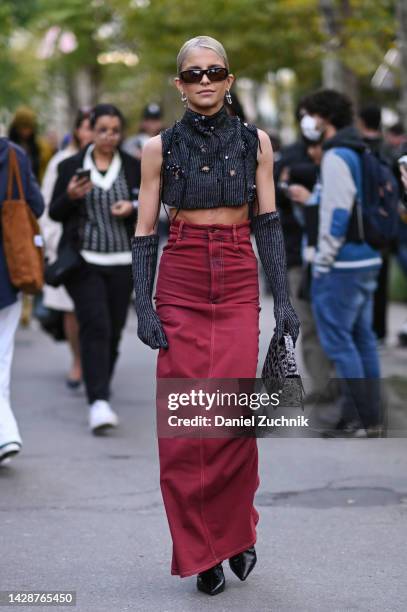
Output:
top-left (177, 36), bottom-right (229, 73)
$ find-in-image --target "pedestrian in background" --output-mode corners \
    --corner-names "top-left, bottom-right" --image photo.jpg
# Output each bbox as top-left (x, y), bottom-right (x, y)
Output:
top-left (397, 154), bottom-right (407, 345)
top-left (285, 139), bottom-right (335, 401)
top-left (123, 103), bottom-right (163, 160)
top-left (0, 137), bottom-right (44, 465)
top-left (302, 89), bottom-right (383, 436)
top-left (8, 106), bottom-right (53, 183)
top-left (40, 108), bottom-right (93, 388)
top-left (358, 104), bottom-right (395, 343)
top-left (49, 104), bottom-right (141, 434)
top-left (274, 104), bottom-right (333, 401)
top-left (384, 122), bottom-right (407, 160)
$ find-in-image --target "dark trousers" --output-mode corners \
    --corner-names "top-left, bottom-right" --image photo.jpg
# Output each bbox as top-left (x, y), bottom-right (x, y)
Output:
top-left (65, 262), bottom-right (133, 403)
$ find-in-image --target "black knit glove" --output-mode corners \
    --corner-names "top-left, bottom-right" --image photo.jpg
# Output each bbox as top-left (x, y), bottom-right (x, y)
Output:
top-left (131, 235), bottom-right (168, 350)
top-left (253, 211), bottom-right (300, 344)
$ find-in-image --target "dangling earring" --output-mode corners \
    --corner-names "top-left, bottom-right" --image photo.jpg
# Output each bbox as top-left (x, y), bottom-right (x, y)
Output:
top-left (226, 90), bottom-right (232, 105)
top-left (181, 92), bottom-right (187, 107)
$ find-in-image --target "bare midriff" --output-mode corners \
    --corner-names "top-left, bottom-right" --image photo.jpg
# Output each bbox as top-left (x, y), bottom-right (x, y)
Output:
top-left (169, 203), bottom-right (250, 225)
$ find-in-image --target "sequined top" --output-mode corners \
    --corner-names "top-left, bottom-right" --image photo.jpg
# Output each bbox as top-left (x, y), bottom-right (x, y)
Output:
top-left (160, 106), bottom-right (259, 211)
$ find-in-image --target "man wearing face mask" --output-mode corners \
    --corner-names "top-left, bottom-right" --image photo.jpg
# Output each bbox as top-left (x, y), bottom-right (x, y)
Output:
top-left (275, 113), bottom-right (335, 402)
top-left (301, 90), bottom-right (383, 437)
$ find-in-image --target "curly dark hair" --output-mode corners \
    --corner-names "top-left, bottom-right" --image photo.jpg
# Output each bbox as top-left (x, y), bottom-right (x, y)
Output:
top-left (359, 104), bottom-right (381, 131)
top-left (301, 89), bottom-right (353, 130)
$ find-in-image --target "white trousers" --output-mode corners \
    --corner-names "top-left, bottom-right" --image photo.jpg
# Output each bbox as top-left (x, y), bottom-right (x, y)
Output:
top-left (0, 299), bottom-right (22, 448)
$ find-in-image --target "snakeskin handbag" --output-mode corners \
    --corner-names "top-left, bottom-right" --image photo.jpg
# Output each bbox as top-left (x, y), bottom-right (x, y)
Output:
top-left (261, 333), bottom-right (304, 408)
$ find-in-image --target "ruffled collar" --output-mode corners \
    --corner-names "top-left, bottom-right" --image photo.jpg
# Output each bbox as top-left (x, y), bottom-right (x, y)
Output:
top-left (181, 105), bottom-right (230, 135)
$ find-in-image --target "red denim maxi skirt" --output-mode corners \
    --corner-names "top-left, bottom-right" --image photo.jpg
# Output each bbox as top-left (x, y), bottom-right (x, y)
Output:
top-left (154, 219), bottom-right (260, 578)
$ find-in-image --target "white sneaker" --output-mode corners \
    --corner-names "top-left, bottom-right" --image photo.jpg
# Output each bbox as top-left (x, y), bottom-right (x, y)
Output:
top-left (88, 400), bottom-right (119, 433)
top-left (0, 442), bottom-right (22, 466)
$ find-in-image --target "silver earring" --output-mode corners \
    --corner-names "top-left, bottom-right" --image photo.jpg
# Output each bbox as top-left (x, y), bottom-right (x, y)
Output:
top-left (181, 92), bottom-right (187, 106)
top-left (226, 90), bottom-right (232, 105)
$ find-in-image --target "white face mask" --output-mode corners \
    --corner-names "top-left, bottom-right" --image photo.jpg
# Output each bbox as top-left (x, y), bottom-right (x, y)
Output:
top-left (300, 114), bottom-right (322, 141)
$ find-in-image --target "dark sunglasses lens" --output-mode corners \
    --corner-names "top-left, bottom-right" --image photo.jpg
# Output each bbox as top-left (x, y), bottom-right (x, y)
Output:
top-left (180, 68), bottom-right (228, 83)
top-left (208, 68), bottom-right (228, 82)
top-left (180, 70), bottom-right (202, 83)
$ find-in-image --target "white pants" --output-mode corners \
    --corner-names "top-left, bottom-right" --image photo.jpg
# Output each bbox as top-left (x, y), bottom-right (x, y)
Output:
top-left (0, 299), bottom-right (22, 448)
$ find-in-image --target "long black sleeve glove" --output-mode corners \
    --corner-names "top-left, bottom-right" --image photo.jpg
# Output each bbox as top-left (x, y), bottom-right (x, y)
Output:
top-left (131, 234), bottom-right (168, 350)
top-left (252, 210), bottom-right (300, 344)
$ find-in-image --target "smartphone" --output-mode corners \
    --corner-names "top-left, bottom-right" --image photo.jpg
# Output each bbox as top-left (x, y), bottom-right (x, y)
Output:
top-left (75, 168), bottom-right (91, 181)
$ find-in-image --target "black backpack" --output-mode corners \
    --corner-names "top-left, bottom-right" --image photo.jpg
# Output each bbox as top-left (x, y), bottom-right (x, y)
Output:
top-left (335, 146), bottom-right (399, 249)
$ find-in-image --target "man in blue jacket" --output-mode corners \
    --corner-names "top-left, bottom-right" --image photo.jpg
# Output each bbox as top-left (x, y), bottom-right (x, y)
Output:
top-left (0, 137), bottom-right (44, 464)
top-left (301, 90), bottom-right (382, 436)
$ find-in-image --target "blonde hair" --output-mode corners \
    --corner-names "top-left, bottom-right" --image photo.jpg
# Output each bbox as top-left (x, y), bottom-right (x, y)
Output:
top-left (177, 36), bottom-right (229, 73)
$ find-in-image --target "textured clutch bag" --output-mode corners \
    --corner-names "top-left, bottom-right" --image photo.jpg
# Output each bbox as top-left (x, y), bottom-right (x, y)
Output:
top-left (261, 333), bottom-right (304, 407)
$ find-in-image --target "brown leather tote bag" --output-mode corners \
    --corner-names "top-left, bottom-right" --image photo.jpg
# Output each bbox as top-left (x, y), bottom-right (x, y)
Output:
top-left (1, 146), bottom-right (44, 294)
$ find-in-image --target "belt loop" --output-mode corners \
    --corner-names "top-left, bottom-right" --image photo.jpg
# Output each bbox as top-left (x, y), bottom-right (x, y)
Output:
top-left (232, 223), bottom-right (238, 249)
top-left (176, 219), bottom-right (184, 242)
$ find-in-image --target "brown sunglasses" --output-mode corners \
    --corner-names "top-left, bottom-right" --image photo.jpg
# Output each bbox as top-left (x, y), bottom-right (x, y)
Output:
top-left (179, 67), bottom-right (229, 84)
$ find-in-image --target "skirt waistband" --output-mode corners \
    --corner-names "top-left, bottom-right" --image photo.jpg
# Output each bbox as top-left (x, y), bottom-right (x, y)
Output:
top-left (169, 219), bottom-right (251, 242)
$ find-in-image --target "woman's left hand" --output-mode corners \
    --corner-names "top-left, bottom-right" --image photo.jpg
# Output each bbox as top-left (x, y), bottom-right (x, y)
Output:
top-left (111, 200), bottom-right (133, 218)
top-left (288, 184), bottom-right (311, 205)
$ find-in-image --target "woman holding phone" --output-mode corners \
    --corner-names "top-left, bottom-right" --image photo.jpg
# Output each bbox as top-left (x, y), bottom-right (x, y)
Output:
top-left (131, 36), bottom-right (299, 595)
top-left (40, 108), bottom-right (93, 389)
top-left (50, 104), bottom-right (141, 433)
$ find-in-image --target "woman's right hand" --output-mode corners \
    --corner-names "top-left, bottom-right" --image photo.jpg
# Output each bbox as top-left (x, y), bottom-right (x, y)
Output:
top-left (67, 175), bottom-right (92, 200)
top-left (137, 310), bottom-right (168, 350)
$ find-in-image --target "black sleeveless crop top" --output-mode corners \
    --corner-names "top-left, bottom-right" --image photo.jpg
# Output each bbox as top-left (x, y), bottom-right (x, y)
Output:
top-left (160, 105), bottom-right (259, 211)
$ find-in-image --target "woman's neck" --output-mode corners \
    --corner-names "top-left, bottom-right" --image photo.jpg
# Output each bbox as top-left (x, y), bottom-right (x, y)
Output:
top-left (92, 147), bottom-right (114, 171)
top-left (186, 101), bottom-right (224, 117)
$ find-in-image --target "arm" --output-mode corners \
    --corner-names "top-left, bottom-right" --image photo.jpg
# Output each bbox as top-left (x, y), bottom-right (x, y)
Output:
top-left (49, 161), bottom-right (92, 222)
top-left (252, 130), bottom-right (300, 343)
top-left (39, 154), bottom-right (61, 261)
top-left (255, 130), bottom-right (276, 214)
top-left (314, 151), bottom-right (356, 272)
top-left (135, 137), bottom-right (162, 235)
top-left (20, 153), bottom-right (44, 219)
top-left (49, 162), bottom-right (75, 221)
top-left (131, 136), bottom-right (168, 349)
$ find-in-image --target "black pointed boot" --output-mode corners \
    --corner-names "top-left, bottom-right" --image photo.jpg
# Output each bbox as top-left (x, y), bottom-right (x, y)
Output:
top-left (229, 546), bottom-right (257, 581)
top-left (196, 563), bottom-right (225, 595)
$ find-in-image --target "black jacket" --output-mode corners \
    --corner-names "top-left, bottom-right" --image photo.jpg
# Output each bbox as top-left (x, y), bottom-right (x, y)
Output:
top-left (49, 146), bottom-right (141, 252)
top-left (274, 140), bottom-right (314, 268)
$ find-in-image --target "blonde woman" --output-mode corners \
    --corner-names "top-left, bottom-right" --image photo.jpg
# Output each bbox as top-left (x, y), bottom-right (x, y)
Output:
top-left (132, 36), bottom-right (299, 595)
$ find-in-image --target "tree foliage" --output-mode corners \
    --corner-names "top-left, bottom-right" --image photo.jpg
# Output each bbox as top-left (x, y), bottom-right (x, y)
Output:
top-left (0, 0), bottom-right (400, 125)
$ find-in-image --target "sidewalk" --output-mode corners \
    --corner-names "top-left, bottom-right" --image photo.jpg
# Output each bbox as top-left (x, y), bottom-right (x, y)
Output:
top-left (0, 297), bottom-right (406, 611)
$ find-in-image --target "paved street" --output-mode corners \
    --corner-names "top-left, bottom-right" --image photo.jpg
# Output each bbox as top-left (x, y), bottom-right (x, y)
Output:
top-left (1, 294), bottom-right (407, 612)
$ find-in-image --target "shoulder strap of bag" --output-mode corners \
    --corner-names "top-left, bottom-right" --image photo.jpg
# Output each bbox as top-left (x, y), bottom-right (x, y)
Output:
top-left (333, 147), bottom-right (363, 203)
top-left (333, 146), bottom-right (365, 242)
top-left (7, 146), bottom-right (25, 201)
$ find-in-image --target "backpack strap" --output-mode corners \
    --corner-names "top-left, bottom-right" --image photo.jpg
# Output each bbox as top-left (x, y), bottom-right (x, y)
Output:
top-left (332, 147), bottom-right (363, 204)
top-left (332, 147), bottom-right (365, 242)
